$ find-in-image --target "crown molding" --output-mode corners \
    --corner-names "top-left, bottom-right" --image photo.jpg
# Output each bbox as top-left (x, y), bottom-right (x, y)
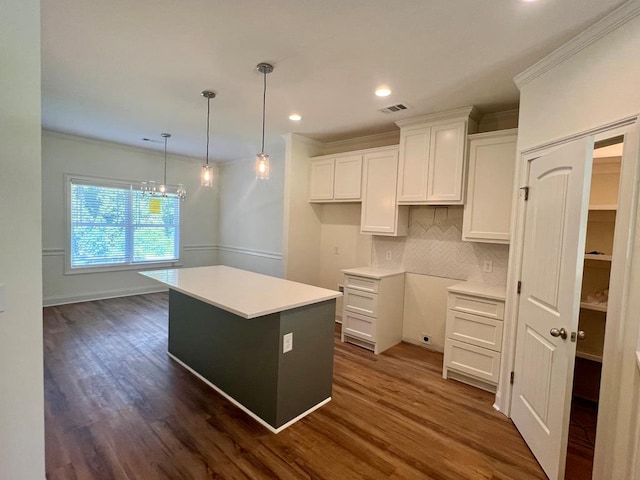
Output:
top-left (394, 106), bottom-right (480, 128)
top-left (282, 132), bottom-right (325, 148)
top-left (320, 130), bottom-right (400, 155)
top-left (515, 0), bottom-right (640, 88)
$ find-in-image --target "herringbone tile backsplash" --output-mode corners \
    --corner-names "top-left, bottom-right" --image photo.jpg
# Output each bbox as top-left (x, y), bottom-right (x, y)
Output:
top-left (371, 206), bottom-right (509, 287)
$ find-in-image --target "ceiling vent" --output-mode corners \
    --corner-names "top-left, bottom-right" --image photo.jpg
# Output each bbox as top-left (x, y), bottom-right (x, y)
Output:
top-left (379, 102), bottom-right (411, 114)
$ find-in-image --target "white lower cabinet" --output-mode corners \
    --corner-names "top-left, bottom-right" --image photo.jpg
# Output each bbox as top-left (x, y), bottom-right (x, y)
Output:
top-left (442, 282), bottom-right (506, 392)
top-left (341, 267), bottom-right (405, 354)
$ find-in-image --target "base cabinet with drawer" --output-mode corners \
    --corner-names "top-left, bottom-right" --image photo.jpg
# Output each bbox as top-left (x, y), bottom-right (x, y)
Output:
top-left (341, 267), bottom-right (405, 354)
top-left (442, 282), bottom-right (506, 392)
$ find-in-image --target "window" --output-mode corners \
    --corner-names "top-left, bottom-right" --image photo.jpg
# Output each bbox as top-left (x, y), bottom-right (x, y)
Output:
top-left (67, 175), bottom-right (181, 272)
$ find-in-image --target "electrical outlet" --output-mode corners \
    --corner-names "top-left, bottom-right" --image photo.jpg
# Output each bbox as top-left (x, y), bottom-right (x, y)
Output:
top-left (482, 259), bottom-right (493, 273)
top-left (420, 334), bottom-right (431, 345)
top-left (385, 250), bottom-right (392, 260)
top-left (283, 332), bottom-right (293, 353)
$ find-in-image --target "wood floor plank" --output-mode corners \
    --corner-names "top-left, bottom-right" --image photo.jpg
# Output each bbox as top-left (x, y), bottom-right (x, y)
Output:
top-left (44, 293), bottom-right (549, 479)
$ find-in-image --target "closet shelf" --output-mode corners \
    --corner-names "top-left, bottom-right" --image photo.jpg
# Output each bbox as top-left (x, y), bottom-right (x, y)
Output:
top-left (576, 350), bottom-right (603, 363)
top-left (580, 301), bottom-right (607, 312)
top-left (584, 254), bottom-right (612, 261)
top-left (588, 204), bottom-right (617, 211)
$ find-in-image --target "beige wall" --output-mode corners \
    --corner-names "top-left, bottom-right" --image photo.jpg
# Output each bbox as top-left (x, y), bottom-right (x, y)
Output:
top-left (0, 0), bottom-right (45, 477)
top-left (41, 131), bottom-right (219, 305)
top-left (318, 203), bottom-right (372, 316)
top-left (283, 134), bottom-right (324, 284)
top-left (217, 144), bottom-right (285, 277)
top-left (515, 8), bottom-right (640, 479)
top-left (402, 274), bottom-right (460, 351)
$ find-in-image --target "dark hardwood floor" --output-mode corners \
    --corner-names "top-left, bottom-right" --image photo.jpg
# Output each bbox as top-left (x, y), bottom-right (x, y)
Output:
top-left (44, 293), bottom-right (547, 480)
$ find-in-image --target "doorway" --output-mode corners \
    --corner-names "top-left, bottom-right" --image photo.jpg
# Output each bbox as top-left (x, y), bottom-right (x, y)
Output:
top-left (565, 138), bottom-right (623, 479)
top-left (508, 118), bottom-right (639, 480)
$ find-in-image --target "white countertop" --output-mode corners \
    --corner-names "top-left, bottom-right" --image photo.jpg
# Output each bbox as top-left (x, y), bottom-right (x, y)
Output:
top-left (341, 266), bottom-right (405, 279)
top-left (447, 282), bottom-right (506, 301)
top-left (140, 266), bottom-right (342, 319)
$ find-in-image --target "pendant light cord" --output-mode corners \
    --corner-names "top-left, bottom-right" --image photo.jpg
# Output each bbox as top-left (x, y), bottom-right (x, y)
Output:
top-left (261, 70), bottom-right (267, 154)
top-left (206, 96), bottom-right (211, 166)
top-left (163, 135), bottom-right (168, 185)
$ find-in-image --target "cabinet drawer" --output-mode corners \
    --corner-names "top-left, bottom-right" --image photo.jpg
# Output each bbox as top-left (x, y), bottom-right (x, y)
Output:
top-left (444, 339), bottom-right (501, 384)
top-left (344, 275), bottom-right (379, 294)
top-left (446, 310), bottom-right (503, 352)
top-left (342, 311), bottom-right (376, 342)
top-left (448, 293), bottom-right (504, 320)
top-left (343, 288), bottom-right (378, 317)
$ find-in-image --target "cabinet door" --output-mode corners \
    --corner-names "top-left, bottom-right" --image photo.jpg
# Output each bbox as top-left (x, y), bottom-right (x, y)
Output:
top-left (309, 159), bottom-right (334, 201)
top-left (426, 121), bottom-right (467, 203)
top-left (397, 125), bottom-right (430, 202)
top-left (333, 154), bottom-right (362, 200)
top-left (462, 131), bottom-right (517, 243)
top-left (361, 150), bottom-right (402, 235)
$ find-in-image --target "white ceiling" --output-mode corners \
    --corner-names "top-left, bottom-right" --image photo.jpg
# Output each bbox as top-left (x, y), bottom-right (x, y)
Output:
top-left (41, 0), bottom-right (626, 162)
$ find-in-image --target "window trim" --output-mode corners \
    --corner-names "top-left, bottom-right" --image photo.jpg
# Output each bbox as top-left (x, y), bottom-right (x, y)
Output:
top-left (64, 173), bottom-right (184, 275)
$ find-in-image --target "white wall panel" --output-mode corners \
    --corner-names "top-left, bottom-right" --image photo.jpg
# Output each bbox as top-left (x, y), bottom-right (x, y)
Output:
top-left (0, 0), bottom-right (45, 477)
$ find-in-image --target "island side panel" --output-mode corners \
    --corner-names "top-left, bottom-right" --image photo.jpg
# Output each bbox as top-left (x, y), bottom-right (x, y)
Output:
top-left (168, 289), bottom-right (280, 426)
top-left (276, 299), bottom-right (336, 427)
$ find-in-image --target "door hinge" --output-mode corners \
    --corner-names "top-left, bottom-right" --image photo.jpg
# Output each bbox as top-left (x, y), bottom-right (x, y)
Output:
top-left (517, 281), bottom-right (522, 294)
top-left (520, 186), bottom-right (529, 201)
top-left (510, 371), bottom-right (515, 385)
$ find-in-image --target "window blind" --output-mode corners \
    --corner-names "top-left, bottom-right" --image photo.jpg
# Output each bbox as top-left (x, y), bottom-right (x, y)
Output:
top-left (69, 177), bottom-right (180, 269)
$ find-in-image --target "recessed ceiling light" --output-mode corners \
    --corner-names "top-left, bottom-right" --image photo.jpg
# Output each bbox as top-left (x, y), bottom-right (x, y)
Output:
top-left (289, 113), bottom-right (302, 121)
top-left (375, 87), bottom-right (392, 97)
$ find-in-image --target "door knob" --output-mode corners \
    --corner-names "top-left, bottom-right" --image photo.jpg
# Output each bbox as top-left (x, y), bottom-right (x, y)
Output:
top-left (577, 330), bottom-right (586, 340)
top-left (550, 327), bottom-right (568, 340)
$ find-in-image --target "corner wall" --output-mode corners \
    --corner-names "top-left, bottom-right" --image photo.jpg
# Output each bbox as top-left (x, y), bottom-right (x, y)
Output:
top-left (282, 134), bottom-right (324, 284)
top-left (217, 143), bottom-right (285, 277)
top-left (0, 0), bottom-right (46, 477)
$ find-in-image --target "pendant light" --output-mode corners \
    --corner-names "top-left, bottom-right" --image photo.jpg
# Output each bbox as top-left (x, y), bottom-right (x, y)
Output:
top-left (141, 133), bottom-right (186, 200)
top-left (255, 62), bottom-right (273, 180)
top-left (201, 90), bottom-right (216, 187)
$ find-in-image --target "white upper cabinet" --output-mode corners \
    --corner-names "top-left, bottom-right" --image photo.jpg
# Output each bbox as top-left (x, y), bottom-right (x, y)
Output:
top-left (396, 107), bottom-right (479, 205)
top-left (360, 147), bottom-right (408, 236)
top-left (462, 129), bottom-right (518, 244)
top-left (309, 154), bottom-right (362, 202)
top-left (309, 158), bottom-right (335, 201)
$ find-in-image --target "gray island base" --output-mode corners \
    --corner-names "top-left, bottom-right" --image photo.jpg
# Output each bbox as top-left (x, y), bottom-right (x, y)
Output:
top-left (140, 266), bottom-right (341, 433)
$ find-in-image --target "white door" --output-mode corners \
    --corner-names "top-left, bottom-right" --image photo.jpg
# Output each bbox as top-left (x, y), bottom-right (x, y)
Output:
top-left (511, 138), bottom-right (593, 480)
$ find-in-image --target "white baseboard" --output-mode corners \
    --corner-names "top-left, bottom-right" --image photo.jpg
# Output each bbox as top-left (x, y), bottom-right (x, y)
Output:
top-left (43, 285), bottom-right (167, 307)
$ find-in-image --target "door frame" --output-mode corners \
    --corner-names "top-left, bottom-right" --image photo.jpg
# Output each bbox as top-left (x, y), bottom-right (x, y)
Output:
top-left (496, 114), bottom-right (640, 477)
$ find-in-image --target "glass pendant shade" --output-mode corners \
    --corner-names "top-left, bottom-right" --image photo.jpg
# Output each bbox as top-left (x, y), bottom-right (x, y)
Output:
top-left (201, 164), bottom-right (214, 187)
top-left (255, 153), bottom-right (270, 180)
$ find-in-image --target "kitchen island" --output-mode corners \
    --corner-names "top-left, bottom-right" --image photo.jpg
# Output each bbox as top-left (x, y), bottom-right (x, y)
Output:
top-left (140, 266), bottom-right (341, 433)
